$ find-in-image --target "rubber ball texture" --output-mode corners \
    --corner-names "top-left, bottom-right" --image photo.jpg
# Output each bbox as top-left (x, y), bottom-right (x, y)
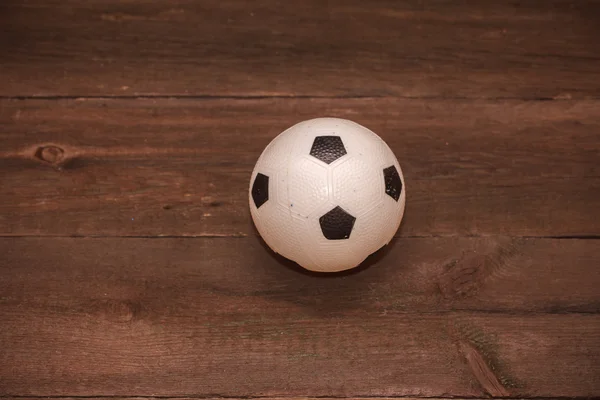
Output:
top-left (249, 118), bottom-right (406, 272)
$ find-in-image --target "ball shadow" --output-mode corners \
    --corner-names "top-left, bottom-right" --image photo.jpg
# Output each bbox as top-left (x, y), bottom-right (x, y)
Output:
top-left (248, 219), bottom-right (404, 314)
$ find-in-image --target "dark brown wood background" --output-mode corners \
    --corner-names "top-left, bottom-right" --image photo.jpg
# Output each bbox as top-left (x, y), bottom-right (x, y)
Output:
top-left (1, 1), bottom-right (599, 399)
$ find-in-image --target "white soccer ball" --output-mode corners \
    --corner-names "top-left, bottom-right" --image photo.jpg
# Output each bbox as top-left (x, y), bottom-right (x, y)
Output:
top-left (249, 117), bottom-right (405, 272)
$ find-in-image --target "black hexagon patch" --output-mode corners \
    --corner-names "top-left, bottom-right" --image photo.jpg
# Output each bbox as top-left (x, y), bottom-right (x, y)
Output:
top-left (309, 136), bottom-right (347, 164)
top-left (251, 173), bottom-right (269, 208)
top-left (383, 165), bottom-right (402, 202)
top-left (319, 206), bottom-right (356, 240)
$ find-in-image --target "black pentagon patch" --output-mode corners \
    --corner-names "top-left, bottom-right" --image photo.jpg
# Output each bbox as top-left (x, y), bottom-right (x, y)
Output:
top-left (309, 136), bottom-right (347, 164)
top-left (383, 165), bottom-right (402, 202)
top-left (319, 206), bottom-right (356, 240)
top-left (251, 173), bottom-right (269, 208)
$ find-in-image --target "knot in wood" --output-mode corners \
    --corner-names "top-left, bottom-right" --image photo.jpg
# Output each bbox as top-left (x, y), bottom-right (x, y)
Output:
top-left (35, 145), bottom-right (65, 165)
top-left (105, 299), bottom-right (139, 323)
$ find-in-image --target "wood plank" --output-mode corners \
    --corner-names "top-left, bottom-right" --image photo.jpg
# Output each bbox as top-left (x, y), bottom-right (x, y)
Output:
top-left (1, 98), bottom-right (599, 237)
top-left (1, 237), bottom-right (599, 396)
top-left (1, 0), bottom-right (599, 98)
top-left (1, 236), bottom-right (598, 315)
top-left (0, 396), bottom-right (568, 400)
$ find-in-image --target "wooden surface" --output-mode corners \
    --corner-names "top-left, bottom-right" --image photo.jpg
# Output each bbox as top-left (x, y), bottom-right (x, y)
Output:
top-left (1, 0), bottom-right (600, 98)
top-left (1, 237), bottom-right (599, 396)
top-left (2, 98), bottom-right (599, 237)
top-left (0, 1), bottom-right (599, 399)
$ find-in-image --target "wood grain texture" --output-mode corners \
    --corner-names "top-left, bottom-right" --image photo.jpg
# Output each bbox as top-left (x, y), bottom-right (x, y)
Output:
top-left (0, 396), bottom-right (568, 400)
top-left (0, 398), bottom-right (569, 400)
top-left (1, 98), bottom-right (599, 237)
top-left (2, 1), bottom-right (599, 398)
top-left (1, 0), bottom-right (599, 98)
top-left (1, 237), bottom-right (599, 396)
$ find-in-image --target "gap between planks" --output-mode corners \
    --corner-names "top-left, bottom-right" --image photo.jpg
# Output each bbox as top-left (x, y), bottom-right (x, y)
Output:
top-left (0, 95), bottom-right (594, 101)
top-left (1, 234), bottom-right (599, 239)
top-left (0, 396), bottom-right (596, 400)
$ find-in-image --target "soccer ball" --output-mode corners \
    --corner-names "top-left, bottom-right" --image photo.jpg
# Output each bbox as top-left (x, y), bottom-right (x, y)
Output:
top-left (249, 117), bottom-right (405, 272)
